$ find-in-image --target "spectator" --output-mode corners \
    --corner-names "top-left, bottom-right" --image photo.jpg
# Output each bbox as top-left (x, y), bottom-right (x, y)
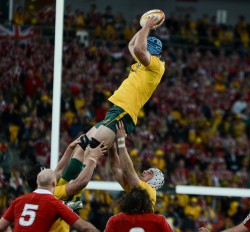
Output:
top-left (184, 197), bottom-right (202, 221)
top-left (74, 9), bottom-right (85, 29)
top-left (9, 170), bottom-right (24, 196)
top-left (85, 4), bottom-right (102, 29)
top-left (0, 168), bottom-right (5, 188)
top-left (181, 213), bottom-right (196, 232)
top-left (102, 6), bottom-right (115, 28)
top-left (165, 204), bottom-right (182, 231)
top-left (0, 143), bottom-right (12, 178)
top-left (22, 69), bottom-right (43, 98)
top-left (12, 6), bottom-right (27, 25)
top-left (64, 4), bottom-right (74, 27)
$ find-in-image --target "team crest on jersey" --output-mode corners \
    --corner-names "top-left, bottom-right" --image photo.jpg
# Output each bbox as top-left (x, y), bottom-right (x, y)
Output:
top-left (131, 62), bottom-right (142, 73)
top-left (136, 63), bottom-right (141, 69)
top-left (104, 119), bottom-right (110, 124)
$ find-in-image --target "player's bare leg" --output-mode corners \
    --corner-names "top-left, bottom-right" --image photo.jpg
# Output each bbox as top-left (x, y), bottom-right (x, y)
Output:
top-left (73, 125), bottom-right (115, 161)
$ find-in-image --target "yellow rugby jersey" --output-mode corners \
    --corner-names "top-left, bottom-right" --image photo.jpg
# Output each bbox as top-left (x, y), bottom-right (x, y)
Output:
top-left (54, 184), bottom-right (68, 200)
top-left (108, 56), bottom-right (165, 125)
top-left (51, 180), bottom-right (85, 232)
top-left (124, 180), bottom-right (156, 205)
top-left (50, 218), bottom-right (69, 232)
top-left (138, 180), bottom-right (156, 205)
top-left (50, 184), bottom-right (70, 232)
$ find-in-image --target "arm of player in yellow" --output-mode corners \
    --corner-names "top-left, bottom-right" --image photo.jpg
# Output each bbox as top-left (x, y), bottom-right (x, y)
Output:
top-left (116, 121), bottom-right (140, 188)
top-left (108, 144), bottom-right (128, 189)
top-left (134, 16), bottom-right (160, 67)
top-left (65, 143), bottom-right (106, 196)
top-left (54, 135), bottom-right (83, 180)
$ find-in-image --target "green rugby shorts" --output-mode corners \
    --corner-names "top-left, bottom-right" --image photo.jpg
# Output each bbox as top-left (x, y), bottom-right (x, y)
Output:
top-left (95, 105), bottom-right (135, 134)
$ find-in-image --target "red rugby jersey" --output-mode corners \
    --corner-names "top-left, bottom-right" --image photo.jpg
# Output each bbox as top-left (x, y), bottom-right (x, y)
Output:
top-left (3, 189), bottom-right (79, 232)
top-left (105, 212), bottom-right (172, 232)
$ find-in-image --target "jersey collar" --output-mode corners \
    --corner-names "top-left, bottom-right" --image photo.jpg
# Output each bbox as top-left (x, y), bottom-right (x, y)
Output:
top-left (34, 189), bottom-right (53, 195)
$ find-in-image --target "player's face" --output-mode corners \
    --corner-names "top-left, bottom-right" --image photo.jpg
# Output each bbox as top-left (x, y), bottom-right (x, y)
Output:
top-left (140, 169), bottom-right (154, 182)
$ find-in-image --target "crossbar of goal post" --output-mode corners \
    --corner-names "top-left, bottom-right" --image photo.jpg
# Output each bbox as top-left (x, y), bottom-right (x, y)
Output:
top-left (86, 181), bottom-right (250, 197)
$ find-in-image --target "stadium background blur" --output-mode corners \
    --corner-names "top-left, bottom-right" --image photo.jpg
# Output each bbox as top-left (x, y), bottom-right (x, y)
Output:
top-left (0, 0), bottom-right (250, 231)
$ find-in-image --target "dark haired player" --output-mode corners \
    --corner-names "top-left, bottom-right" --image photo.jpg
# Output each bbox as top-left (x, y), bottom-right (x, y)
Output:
top-left (73, 16), bottom-right (165, 155)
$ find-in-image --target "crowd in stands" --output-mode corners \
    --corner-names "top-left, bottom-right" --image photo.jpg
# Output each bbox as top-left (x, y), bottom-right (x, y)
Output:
top-left (5, 3), bottom-right (250, 49)
top-left (0, 3), bottom-right (250, 232)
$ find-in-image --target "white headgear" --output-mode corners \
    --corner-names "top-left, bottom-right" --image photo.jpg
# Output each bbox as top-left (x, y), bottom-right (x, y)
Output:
top-left (147, 168), bottom-right (165, 190)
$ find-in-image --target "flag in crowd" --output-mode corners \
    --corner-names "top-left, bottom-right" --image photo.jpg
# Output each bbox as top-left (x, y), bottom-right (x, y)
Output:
top-left (0, 25), bottom-right (35, 42)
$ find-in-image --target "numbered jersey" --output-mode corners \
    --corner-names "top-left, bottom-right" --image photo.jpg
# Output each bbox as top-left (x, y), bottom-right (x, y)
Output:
top-left (3, 189), bottom-right (79, 232)
top-left (105, 212), bottom-right (172, 232)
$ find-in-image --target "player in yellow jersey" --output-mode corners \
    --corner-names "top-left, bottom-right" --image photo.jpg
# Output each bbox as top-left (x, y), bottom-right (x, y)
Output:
top-left (109, 121), bottom-right (164, 206)
top-left (72, 16), bottom-right (165, 202)
top-left (74, 15), bottom-right (165, 154)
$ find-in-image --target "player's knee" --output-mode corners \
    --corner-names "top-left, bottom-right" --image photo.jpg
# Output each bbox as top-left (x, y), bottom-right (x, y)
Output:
top-left (79, 134), bottom-right (90, 150)
top-left (89, 137), bottom-right (101, 148)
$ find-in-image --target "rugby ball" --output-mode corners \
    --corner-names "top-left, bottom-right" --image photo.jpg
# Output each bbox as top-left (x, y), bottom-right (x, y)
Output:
top-left (140, 9), bottom-right (165, 28)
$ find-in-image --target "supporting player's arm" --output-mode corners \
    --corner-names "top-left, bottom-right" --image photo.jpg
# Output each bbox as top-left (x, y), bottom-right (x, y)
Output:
top-left (65, 143), bottom-right (106, 196)
top-left (108, 144), bottom-right (128, 189)
top-left (220, 224), bottom-right (249, 232)
top-left (71, 219), bottom-right (100, 232)
top-left (134, 16), bottom-right (160, 66)
top-left (199, 224), bottom-right (249, 232)
top-left (54, 135), bottom-right (83, 180)
top-left (0, 218), bottom-right (11, 232)
top-left (115, 121), bottom-right (140, 188)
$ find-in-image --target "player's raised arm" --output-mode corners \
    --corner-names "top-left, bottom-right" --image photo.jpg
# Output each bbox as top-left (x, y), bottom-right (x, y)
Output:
top-left (71, 219), bottom-right (100, 232)
top-left (54, 135), bottom-right (83, 180)
top-left (108, 144), bottom-right (128, 189)
top-left (65, 143), bottom-right (106, 196)
top-left (128, 31), bottom-right (139, 59)
top-left (133, 16), bottom-right (161, 67)
top-left (199, 224), bottom-right (249, 232)
top-left (115, 121), bottom-right (140, 188)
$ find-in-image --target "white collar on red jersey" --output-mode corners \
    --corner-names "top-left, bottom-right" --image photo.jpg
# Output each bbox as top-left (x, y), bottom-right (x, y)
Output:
top-left (34, 189), bottom-right (53, 195)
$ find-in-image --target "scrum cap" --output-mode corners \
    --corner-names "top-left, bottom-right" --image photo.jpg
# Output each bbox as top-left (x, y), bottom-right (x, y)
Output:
top-left (147, 168), bottom-right (164, 190)
top-left (147, 37), bottom-right (162, 55)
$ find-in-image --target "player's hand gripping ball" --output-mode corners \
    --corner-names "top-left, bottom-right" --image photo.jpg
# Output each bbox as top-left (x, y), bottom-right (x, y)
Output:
top-left (140, 9), bottom-right (165, 28)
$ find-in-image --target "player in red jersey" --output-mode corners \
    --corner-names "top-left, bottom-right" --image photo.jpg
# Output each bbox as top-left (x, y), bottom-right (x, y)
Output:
top-left (199, 213), bottom-right (250, 232)
top-left (0, 169), bottom-right (99, 232)
top-left (104, 186), bottom-right (172, 232)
